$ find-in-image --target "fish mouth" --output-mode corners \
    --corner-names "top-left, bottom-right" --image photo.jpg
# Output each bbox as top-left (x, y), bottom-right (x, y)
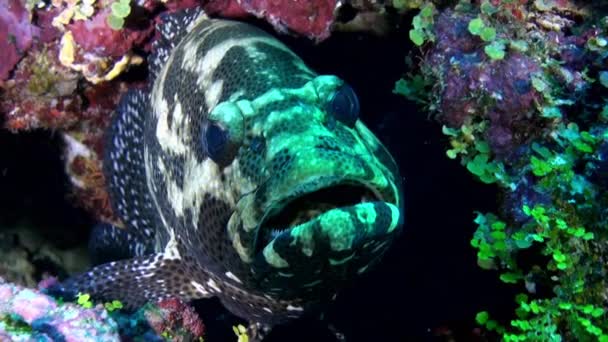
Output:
top-left (255, 182), bottom-right (382, 251)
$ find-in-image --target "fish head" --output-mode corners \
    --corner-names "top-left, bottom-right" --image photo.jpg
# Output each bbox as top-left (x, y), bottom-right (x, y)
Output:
top-left (201, 74), bottom-right (404, 297)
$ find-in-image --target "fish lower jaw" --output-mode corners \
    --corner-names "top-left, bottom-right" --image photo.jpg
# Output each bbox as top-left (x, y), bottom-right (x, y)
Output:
top-left (261, 200), bottom-right (401, 256)
top-left (257, 183), bottom-right (400, 252)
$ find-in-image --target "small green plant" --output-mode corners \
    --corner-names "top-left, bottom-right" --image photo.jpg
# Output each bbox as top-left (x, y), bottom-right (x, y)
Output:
top-left (470, 120), bottom-right (608, 340)
top-left (393, 73), bottom-right (431, 104)
top-left (77, 292), bottom-right (93, 309)
top-left (233, 324), bottom-right (249, 342)
top-left (408, 2), bottom-right (437, 46)
top-left (483, 41), bottom-right (506, 60)
top-left (467, 16), bottom-right (506, 60)
top-left (107, 0), bottom-right (131, 30)
top-left (103, 300), bottom-right (123, 312)
top-left (77, 293), bottom-right (125, 312)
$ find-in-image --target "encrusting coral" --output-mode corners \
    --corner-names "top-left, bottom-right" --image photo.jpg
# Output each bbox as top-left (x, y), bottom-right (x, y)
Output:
top-left (0, 277), bottom-right (206, 341)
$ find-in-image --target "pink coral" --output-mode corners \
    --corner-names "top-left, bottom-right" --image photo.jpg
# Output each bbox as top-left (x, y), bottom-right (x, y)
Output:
top-left (0, 278), bottom-right (120, 341)
top-left (205, 0), bottom-right (338, 41)
top-left (12, 289), bottom-right (58, 322)
top-left (0, 0), bottom-right (39, 81)
top-left (68, 8), bottom-right (154, 58)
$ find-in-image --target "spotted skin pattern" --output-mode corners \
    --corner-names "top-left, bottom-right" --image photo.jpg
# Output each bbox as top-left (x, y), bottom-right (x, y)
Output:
top-left (53, 8), bottom-right (404, 338)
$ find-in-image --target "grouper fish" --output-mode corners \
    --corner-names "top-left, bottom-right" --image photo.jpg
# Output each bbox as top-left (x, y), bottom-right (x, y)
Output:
top-left (51, 8), bottom-right (404, 339)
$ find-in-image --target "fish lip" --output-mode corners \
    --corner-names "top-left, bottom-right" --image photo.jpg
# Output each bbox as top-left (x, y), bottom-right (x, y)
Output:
top-left (254, 177), bottom-right (386, 250)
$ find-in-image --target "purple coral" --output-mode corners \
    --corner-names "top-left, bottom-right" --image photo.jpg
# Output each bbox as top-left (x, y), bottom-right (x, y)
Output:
top-left (428, 10), bottom-right (545, 157)
top-left (0, 278), bottom-right (120, 341)
top-left (0, 0), bottom-right (39, 81)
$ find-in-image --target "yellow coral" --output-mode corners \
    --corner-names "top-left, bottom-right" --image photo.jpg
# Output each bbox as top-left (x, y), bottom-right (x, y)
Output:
top-left (53, 7), bottom-right (76, 28)
top-left (232, 325), bottom-right (249, 342)
top-left (95, 54), bottom-right (143, 83)
top-left (59, 31), bottom-right (76, 66)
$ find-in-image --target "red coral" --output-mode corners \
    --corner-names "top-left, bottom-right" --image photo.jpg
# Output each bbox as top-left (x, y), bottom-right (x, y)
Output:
top-left (203, 0), bottom-right (249, 17)
top-left (205, 0), bottom-right (338, 41)
top-left (0, 0), bottom-right (39, 81)
top-left (165, 0), bottom-right (205, 12)
top-left (145, 298), bottom-right (205, 341)
top-left (68, 8), bottom-right (154, 58)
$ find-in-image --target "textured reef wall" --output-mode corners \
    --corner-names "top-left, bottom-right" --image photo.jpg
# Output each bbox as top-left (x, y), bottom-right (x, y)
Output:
top-left (0, 277), bottom-right (205, 341)
top-left (396, 0), bottom-right (608, 340)
top-left (0, 0), bottom-right (417, 340)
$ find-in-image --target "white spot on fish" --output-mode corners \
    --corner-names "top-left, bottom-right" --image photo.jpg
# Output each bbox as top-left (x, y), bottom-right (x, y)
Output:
top-left (225, 271), bottom-right (243, 284)
top-left (286, 305), bottom-right (304, 312)
top-left (302, 279), bottom-right (322, 287)
top-left (263, 307), bottom-right (272, 313)
top-left (190, 280), bottom-right (211, 297)
top-left (207, 278), bottom-right (222, 293)
top-left (329, 252), bottom-right (355, 266)
top-left (357, 264), bottom-right (370, 274)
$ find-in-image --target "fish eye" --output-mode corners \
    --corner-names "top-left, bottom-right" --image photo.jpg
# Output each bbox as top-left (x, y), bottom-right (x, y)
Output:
top-left (327, 83), bottom-right (360, 128)
top-left (204, 122), bottom-right (230, 163)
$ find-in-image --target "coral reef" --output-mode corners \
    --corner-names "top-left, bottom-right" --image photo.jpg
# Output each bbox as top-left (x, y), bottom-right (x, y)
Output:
top-left (204, 0), bottom-right (339, 40)
top-left (0, 278), bottom-right (120, 341)
top-left (396, 0), bottom-right (608, 340)
top-left (0, 0), bottom-right (39, 82)
top-left (0, 278), bottom-right (205, 341)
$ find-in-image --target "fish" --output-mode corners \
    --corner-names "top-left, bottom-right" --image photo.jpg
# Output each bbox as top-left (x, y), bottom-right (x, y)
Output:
top-left (51, 7), bottom-right (404, 339)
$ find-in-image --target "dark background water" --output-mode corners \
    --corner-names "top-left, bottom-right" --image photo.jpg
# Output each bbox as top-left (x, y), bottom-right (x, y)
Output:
top-left (0, 15), bottom-right (514, 341)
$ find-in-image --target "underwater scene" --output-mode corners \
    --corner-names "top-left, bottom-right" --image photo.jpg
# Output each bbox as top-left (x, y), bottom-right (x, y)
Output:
top-left (1, 0), bottom-right (607, 341)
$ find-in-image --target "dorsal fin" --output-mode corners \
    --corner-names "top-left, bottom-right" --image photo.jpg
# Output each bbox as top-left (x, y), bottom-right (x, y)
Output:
top-left (148, 7), bottom-right (208, 81)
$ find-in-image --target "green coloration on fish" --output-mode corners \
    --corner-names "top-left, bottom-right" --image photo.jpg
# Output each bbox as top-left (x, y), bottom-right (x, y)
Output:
top-left (52, 8), bottom-right (404, 339)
